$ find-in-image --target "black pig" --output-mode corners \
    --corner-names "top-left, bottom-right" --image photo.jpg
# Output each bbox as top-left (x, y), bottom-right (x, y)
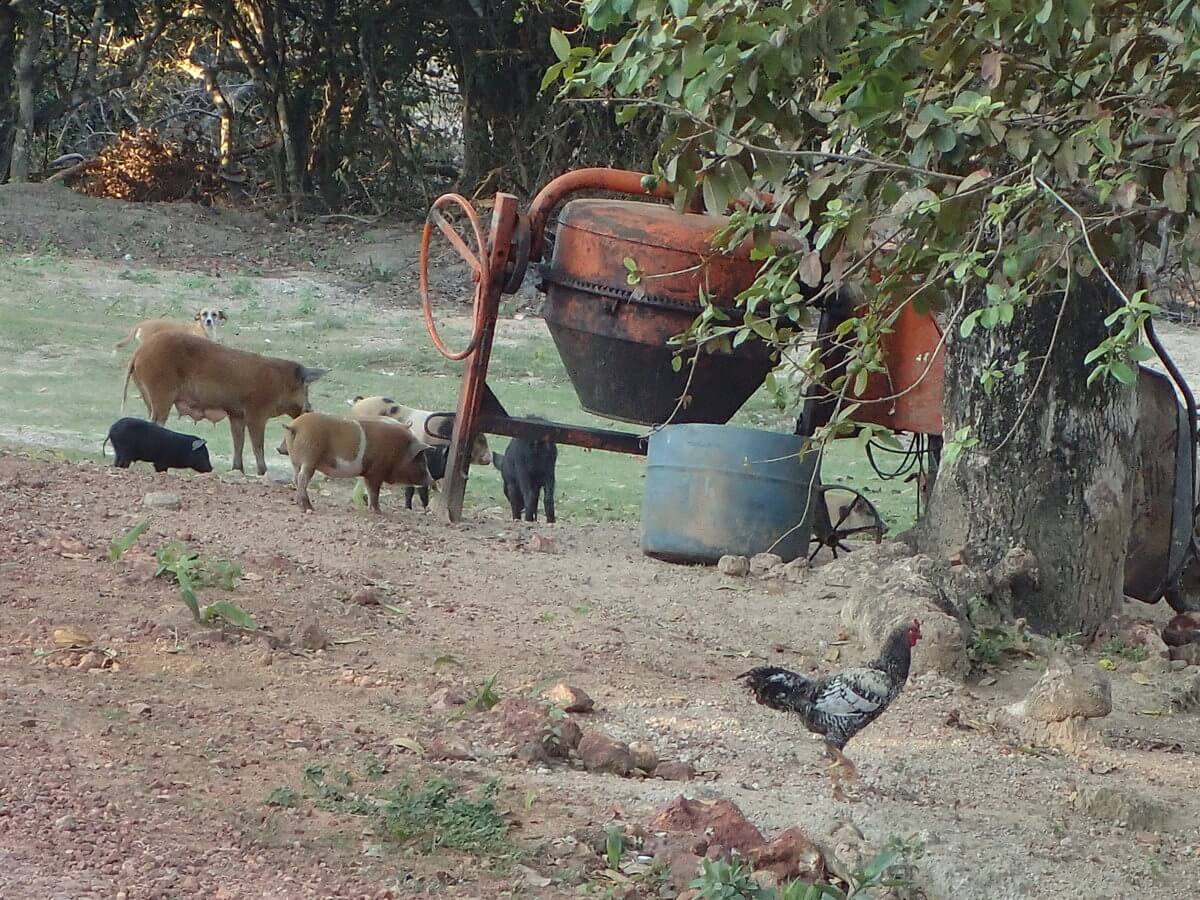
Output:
top-left (103, 417), bottom-right (213, 474)
top-left (405, 445), bottom-right (449, 510)
top-left (493, 422), bottom-right (557, 523)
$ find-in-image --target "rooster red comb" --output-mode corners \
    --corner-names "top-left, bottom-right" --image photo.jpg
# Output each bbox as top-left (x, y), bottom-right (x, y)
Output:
top-left (908, 618), bottom-right (923, 645)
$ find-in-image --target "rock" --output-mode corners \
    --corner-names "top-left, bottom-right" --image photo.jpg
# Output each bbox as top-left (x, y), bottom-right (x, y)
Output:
top-left (749, 552), bottom-right (783, 576)
top-left (781, 557), bottom-right (809, 583)
top-left (1137, 654), bottom-right (1171, 676)
top-left (428, 687), bottom-right (467, 711)
top-left (516, 740), bottom-right (550, 764)
top-left (554, 716), bottom-right (583, 752)
top-left (1019, 658), bottom-right (1112, 722)
top-left (52, 626), bottom-right (94, 648)
top-left (629, 741), bottom-right (659, 773)
top-left (577, 730), bottom-right (633, 776)
top-left (827, 548), bottom-right (967, 675)
top-left (654, 760), bottom-right (696, 782)
top-left (54, 815), bottom-right (78, 831)
top-left (992, 706), bottom-right (1105, 756)
top-left (1169, 658), bottom-right (1189, 672)
top-left (1075, 786), bottom-right (1175, 832)
top-left (1169, 642), bottom-right (1200, 666)
top-left (425, 735), bottom-right (475, 761)
top-left (143, 491), bottom-right (181, 510)
top-left (647, 796), bottom-right (765, 859)
top-left (75, 651), bottom-right (102, 672)
top-left (717, 555), bottom-right (750, 577)
top-left (496, 697), bottom-right (551, 745)
top-left (546, 682), bottom-right (594, 713)
top-left (528, 534), bottom-right (558, 553)
top-left (749, 826), bottom-right (825, 882)
top-left (126, 702), bottom-right (152, 718)
top-left (750, 870), bottom-right (780, 891)
top-left (297, 619), bottom-right (330, 651)
top-left (350, 588), bottom-right (382, 607)
top-left (1167, 673), bottom-right (1200, 712)
top-left (1163, 613), bottom-right (1200, 647)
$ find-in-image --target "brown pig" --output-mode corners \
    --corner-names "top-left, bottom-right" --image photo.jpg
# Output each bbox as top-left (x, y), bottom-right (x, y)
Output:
top-left (123, 332), bottom-right (327, 476)
top-left (282, 412), bottom-right (434, 513)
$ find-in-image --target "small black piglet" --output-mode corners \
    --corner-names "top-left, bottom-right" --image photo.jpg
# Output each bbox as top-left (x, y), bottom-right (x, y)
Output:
top-left (104, 417), bottom-right (213, 474)
top-left (493, 421), bottom-right (557, 523)
top-left (404, 445), bottom-right (449, 510)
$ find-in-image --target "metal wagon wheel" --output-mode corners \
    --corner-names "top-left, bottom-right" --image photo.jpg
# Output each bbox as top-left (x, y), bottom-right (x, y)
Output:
top-left (808, 485), bottom-right (888, 561)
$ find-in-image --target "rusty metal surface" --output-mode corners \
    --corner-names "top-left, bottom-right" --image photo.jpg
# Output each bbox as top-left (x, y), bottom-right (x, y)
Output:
top-left (797, 292), bottom-right (944, 437)
top-left (541, 199), bottom-right (792, 426)
top-left (1126, 366), bottom-right (1192, 603)
top-left (544, 284), bottom-right (773, 425)
top-left (527, 168), bottom-right (682, 262)
top-left (443, 193), bottom-right (519, 522)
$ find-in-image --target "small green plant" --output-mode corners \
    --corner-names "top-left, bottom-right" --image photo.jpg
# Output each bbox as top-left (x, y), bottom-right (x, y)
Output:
top-left (967, 626), bottom-right (1019, 672)
top-left (265, 787), bottom-right (300, 808)
top-left (154, 542), bottom-right (254, 628)
top-left (230, 277), bottom-right (257, 299)
top-left (107, 519), bottom-right (150, 561)
top-left (606, 825), bottom-right (624, 870)
top-left (117, 269), bottom-right (160, 284)
top-left (690, 838), bottom-right (919, 899)
top-left (463, 673), bottom-right (502, 712)
top-left (1100, 638), bottom-right (1149, 663)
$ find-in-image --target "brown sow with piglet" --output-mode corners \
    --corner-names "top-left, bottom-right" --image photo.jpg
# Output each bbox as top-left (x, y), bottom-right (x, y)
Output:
top-left (123, 332), bottom-right (327, 476)
top-left (282, 412), bottom-right (433, 512)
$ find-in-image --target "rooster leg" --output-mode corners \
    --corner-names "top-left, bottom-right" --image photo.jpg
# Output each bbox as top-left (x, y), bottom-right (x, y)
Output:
top-left (825, 744), bottom-right (859, 784)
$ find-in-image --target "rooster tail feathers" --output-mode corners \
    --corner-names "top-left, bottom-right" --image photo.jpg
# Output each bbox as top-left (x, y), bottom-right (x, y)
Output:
top-left (738, 666), bottom-right (816, 713)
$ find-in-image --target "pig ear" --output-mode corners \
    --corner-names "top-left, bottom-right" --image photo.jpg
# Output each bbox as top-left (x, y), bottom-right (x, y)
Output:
top-left (191, 438), bottom-right (206, 451)
top-left (352, 395), bottom-right (364, 403)
top-left (298, 366), bottom-right (328, 384)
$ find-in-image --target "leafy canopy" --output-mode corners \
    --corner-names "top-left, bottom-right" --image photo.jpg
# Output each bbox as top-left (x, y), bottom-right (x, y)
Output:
top-left (554, 0), bottom-right (1200, 421)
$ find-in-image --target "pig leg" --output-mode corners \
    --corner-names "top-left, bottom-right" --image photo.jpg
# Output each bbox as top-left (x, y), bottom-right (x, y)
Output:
top-left (518, 471), bottom-right (539, 523)
top-left (229, 416), bottom-right (247, 472)
top-left (365, 479), bottom-right (383, 513)
top-left (114, 455), bottom-right (132, 469)
top-left (404, 486), bottom-right (415, 510)
top-left (418, 485), bottom-right (430, 509)
top-left (543, 471), bottom-right (556, 524)
top-left (247, 418), bottom-right (268, 476)
top-left (294, 463), bottom-right (315, 512)
top-left (503, 479), bottom-right (522, 520)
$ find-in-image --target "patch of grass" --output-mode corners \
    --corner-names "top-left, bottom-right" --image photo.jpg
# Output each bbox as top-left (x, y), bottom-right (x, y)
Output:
top-left (689, 836), bottom-right (920, 899)
top-left (265, 787), bottom-right (300, 808)
top-left (289, 769), bottom-right (510, 856)
top-left (463, 673), bottom-right (502, 712)
top-left (0, 254), bottom-right (923, 528)
top-left (1100, 638), bottom-right (1149, 663)
top-left (229, 277), bottom-right (257, 299)
top-left (153, 542), bottom-right (254, 628)
top-left (359, 259), bottom-right (396, 283)
top-left (117, 269), bottom-right (160, 284)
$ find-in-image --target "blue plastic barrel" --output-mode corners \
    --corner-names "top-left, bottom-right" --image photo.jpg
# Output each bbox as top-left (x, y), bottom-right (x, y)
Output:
top-left (640, 424), bottom-right (819, 564)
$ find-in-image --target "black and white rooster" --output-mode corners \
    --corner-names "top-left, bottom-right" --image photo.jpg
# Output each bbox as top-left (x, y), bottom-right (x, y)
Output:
top-left (738, 619), bottom-right (921, 796)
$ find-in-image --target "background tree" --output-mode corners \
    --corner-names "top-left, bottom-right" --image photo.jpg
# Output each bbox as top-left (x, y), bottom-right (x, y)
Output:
top-left (557, 0), bottom-right (1200, 634)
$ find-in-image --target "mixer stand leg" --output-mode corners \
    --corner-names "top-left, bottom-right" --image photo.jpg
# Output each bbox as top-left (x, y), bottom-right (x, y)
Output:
top-left (443, 193), bottom-right (519, 523)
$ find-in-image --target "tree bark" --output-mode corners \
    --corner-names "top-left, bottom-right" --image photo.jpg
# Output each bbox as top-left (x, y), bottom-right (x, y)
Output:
top-left (10, 1), bottom-right (41, 183)
top-left (914, 275), bottom-right (1137, 635)
top-left (0, 5), bottom-right (16, 181)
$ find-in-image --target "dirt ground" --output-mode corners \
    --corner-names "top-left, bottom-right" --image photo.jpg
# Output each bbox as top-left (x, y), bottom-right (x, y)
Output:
top-left (3, 185), bottom-right (1200, 900)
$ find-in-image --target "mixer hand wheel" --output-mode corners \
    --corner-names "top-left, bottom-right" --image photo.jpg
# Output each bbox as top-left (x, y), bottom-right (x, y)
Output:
top-left (419, 193), bottom-right (492, 361)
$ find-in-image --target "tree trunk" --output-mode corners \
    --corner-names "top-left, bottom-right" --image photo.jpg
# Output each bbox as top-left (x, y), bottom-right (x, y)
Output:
top-left (275, 91), bottom-right (304, 220)
top-left (914, 275), bottom-right (1137, 635)
top-left (10, 3), bottom-right (41, 183)
top-left (0, 5), bottom-right (16, 181)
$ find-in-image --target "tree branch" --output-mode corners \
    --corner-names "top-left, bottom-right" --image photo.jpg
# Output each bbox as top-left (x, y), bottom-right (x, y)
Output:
top-left (566, 96), bottom-right (967, 183)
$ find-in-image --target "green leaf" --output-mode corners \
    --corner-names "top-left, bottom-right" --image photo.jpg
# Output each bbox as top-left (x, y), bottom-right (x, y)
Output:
top-left (179, 585), bottom-right (202, 622)
top-left (959, 310), bottom-right (981, 338)
top-left (669, 0), bottom-right (689, 17)
top-left (107, 519), bottom-right (150, 561)
top-left (1110, 361), bottom-right (1136, 385)
top-left (549, 28), bottom-right (570, 62)
top-left (201, 600), bottom-right (258, 630)
top-left (1164, 166), bottom-right (1188, 214)
top-left (1036, 0), bottom-right (1054, 25)
top-left (614, 104), bottom-right (639, 124)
